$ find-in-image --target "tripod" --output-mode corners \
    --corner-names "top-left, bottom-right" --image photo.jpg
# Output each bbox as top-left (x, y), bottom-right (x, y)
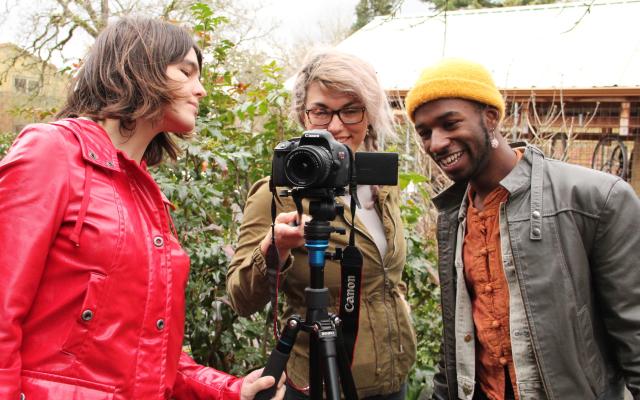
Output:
top-left (256, 190), bottom-right (359, 400)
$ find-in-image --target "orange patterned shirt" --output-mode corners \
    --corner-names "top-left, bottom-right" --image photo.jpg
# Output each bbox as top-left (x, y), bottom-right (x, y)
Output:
top-left (463, 150), bottom-right (523, 400)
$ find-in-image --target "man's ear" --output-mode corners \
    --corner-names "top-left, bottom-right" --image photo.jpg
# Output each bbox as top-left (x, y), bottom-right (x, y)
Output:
top-left (483, 107), bottom-right (500, 131)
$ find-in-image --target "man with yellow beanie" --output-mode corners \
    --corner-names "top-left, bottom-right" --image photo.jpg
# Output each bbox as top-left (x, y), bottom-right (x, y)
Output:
top-left (405, 58), bottom-right (640, 400)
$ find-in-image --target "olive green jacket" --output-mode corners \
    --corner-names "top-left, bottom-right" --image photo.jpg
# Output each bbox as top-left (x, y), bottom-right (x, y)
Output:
top-left (226, 177), bottom-right (416, 398)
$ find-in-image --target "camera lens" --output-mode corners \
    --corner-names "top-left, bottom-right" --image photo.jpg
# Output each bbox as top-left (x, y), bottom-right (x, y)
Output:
top-left (284, 146), bottom-right (332, 187)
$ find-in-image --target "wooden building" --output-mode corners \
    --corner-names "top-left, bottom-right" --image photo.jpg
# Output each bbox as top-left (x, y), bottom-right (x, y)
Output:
top-left (0, 43), bottom-right (69, 133)
top-left (337, 0), bottom-right (640, 193)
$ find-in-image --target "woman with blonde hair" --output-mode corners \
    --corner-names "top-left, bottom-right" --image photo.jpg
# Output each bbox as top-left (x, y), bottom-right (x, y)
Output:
top-left (227, 49), bottom-right (416, 399)
top-left (0, 17), bottom-right (283, 400)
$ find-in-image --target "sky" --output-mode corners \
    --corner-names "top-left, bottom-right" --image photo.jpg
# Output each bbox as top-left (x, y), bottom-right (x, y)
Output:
top-left (245, 0), bottom-right (431, 46)
top-left (246, 0), bottom-right (359, 45)
top-left (0, 0), bottom-right (431, 66)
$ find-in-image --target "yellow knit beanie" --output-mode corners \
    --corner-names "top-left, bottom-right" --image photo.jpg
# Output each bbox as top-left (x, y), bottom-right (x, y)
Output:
top-left (405, 58), bottom-right (505, 122)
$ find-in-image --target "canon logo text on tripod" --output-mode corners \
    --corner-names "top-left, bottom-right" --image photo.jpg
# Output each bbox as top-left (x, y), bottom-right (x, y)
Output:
top-left (344, 275), bottom-right (356, 313)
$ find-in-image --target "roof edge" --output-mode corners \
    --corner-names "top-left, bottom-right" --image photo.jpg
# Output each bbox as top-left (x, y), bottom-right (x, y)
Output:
top-left (370, 0), bottom-right (640, 21)
top-left (389, 87), bottom-right (640, 100)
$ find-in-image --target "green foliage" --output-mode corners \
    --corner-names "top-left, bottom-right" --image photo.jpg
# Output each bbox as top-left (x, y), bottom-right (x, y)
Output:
top-left (421, 0), bottom-right (556, 12)
top-left (0, 132), bottom-right (17, 156)
top-left (352, 0), bottom-right (402, 31)
top-left (0, 2), bottom-right (445, 393)
top-left (150, 3), bottom-right (299, 374)
top-left (8, 105), bottom-right (59, 122)
top-left (397, 164), bottom-right (442, 399)
top-left (501, 0), bottom-right (557, 6)
top-left (154, 2), bottom-right (444, 390)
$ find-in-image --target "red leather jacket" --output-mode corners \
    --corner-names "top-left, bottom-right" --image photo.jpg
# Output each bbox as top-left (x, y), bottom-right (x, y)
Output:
top-left (0, 118), bottom-right (242, 399)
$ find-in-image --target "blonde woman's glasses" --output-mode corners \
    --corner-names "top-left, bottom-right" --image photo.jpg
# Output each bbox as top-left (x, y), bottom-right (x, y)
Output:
top-left (305, 107), bottom-right (366, 126)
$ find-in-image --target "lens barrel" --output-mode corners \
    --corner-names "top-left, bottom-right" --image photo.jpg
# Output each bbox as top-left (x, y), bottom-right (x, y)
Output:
top-left (284, 146), bottom-right (332, 187)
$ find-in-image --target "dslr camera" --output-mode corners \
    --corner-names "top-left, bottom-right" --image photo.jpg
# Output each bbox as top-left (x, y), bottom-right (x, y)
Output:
top-left (272, 130), bottom-right (398, 188)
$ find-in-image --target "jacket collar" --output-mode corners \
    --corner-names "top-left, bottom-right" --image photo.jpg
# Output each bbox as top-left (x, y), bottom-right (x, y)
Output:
top-left (495, 143), bottom-right (546, 241)
top-left (52, 118), bottom-right (121, 172)
top-left (502, 143), bottom-right (545, 241)
top-left (500, 142), bottom-right (536, 196)
top-left (432, 142), bottom-right (534, 208)
top-left (433, 181), bottom-right (467, 213)
top-left (433, 142), bottom-right (545, 241)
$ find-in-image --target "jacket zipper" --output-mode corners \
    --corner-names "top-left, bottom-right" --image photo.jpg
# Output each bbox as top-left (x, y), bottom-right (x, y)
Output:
top-left (381, 196), bottom-right (397, 384)
top-left (446, 217), bottom-right (455, 400)
top-left (385, 200), bottom-right (402, 363)
top-left (501, 202), bottom-right (553, 399)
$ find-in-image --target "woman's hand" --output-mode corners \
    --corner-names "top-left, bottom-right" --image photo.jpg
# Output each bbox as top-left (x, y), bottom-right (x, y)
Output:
top-left (260, 211), bottom-right (309, 265)
top-left (239, 369), bottom-right (286, 400)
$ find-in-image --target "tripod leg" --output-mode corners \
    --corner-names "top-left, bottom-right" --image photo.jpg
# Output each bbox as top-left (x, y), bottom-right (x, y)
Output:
top-left (311, 317), bottom-right (360, 400)
top-left (317, 328), bottom-right (341, 400)
top-left (305, 287), bottom-right (331, 399)
top-left (309, 333), bottom-right (323, 399)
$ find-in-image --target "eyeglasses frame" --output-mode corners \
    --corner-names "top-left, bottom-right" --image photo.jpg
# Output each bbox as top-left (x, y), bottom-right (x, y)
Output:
top-left (304, 106), bottom-right (367, 126)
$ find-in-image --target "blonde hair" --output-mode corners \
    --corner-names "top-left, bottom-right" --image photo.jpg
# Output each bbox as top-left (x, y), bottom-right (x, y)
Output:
top-left (291, 48), bottom-right (396, 151)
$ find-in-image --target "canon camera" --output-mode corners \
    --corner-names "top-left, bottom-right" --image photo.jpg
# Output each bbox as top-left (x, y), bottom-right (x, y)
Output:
top-left (272, 130), bottom-right (398, 189)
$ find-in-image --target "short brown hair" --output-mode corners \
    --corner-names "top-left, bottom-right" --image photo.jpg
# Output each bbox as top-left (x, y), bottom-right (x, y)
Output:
top-left (57, 17), bottom-right (202, 165)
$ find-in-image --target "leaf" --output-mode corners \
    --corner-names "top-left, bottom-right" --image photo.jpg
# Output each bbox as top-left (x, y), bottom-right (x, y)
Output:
top-left (398, 172), bottom-right (428, 189)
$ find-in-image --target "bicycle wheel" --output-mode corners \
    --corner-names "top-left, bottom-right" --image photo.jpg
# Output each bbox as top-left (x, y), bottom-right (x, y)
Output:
top-left (591, 135), bottom-right (629, 180)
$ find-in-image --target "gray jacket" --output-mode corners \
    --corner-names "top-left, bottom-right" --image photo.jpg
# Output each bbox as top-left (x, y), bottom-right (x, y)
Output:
top-left (431, 145), bottom-right (640, 400)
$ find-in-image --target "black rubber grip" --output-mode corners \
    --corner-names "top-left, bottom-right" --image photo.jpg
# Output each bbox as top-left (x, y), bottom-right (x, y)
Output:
top-left (254, 348), bottom-right (289, 400)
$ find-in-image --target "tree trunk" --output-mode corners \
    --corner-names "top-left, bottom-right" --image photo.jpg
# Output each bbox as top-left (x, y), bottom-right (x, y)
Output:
top-left (100, 0), bottom-right (109, 31)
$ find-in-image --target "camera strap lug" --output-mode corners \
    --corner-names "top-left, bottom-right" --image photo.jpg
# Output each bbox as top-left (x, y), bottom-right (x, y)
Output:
top-left (325, 247), bottom-right (343, 261)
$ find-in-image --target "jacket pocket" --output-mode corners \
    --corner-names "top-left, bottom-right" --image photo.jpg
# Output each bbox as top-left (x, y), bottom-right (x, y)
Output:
top-left (61, 272), bottom-right (107, 356)
top-left (576, 305), bottom-right (605, 394)
top-left (350, 295), bottom-right (380, 391)
top-left (22, 369), bottom-right (115, 399)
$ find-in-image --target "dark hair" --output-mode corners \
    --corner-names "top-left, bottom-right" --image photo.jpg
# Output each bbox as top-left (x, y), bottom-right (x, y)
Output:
top-left (57, 17), bottom-right (202, 165)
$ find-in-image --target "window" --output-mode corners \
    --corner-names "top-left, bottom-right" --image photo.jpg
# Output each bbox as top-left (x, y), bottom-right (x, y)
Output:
top-left (27, 79), bottom-right (40, 94)
top-left (14, 77), bottom-right (26, 92)
top-left (13, 76), bottom-right (40, 95)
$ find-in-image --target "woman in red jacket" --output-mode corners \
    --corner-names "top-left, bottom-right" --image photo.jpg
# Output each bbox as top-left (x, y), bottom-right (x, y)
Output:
top-left (0, 17), bottom-right (283, 400)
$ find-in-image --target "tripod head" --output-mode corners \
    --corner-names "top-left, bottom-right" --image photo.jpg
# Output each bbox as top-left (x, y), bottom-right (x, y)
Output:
top-left (279, 187), bottom-right (347, 290)
top-left (279, 187), bottom-right (346, 222)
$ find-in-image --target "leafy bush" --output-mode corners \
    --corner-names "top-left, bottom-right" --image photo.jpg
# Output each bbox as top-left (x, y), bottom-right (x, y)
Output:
top-left (149, 3), bottom-right (300, 374)
top-left (0, 3), bottom-right (443, 393)
top-left (0, 133), bottom-right (17, 156)
top-left (160, 5), bottom-right (443, 392)
top-left (398, 165), bottom-right (443, 399)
